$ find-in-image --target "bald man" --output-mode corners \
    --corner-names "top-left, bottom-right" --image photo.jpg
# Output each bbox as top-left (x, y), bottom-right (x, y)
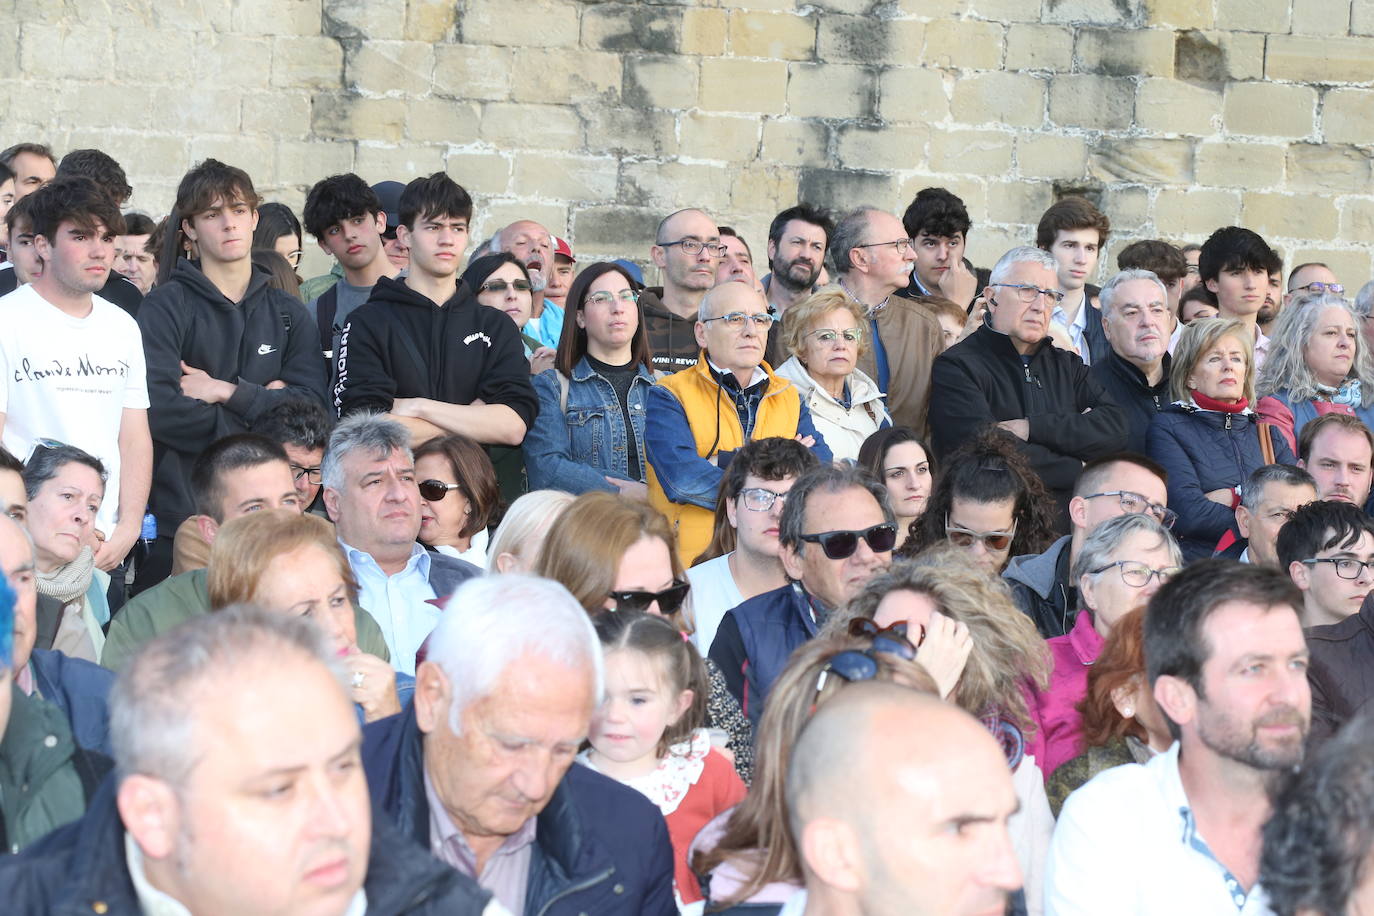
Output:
top-left (643, 208), bottom-right (725, 373)
top-left (496, 219), bottom-right (563, 348)
top-left (645, 282), bottom-right (831, 564)
top-left (785, 683), bottom-right (1022, 916)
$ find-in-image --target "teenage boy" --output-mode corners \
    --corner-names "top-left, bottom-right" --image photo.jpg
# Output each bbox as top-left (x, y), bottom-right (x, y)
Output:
top-left (1036, 196), bottom-right (1111, 365)
top-left (901, 187), bottom-right (981, 308)
top-left (333, 172), bottom-right (537, 449)
top-left (136, 159), bottom-right (327, 593)
top-left (302, 173), bottom-right (400, 360)
top-left (0, 176), bottom-right (152, 572)
top-left (1197, 226), bottom-right (1284, 369)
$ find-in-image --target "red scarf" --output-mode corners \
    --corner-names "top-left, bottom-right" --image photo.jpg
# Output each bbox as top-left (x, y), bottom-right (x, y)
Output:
top-left (1191, 390), bottom-right (1249, 413)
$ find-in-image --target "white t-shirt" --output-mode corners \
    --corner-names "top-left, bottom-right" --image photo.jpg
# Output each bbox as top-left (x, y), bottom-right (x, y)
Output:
top-left (686, 553), bottom-right (745, 656)
top-left (0, 285), bottom-right (149, 536)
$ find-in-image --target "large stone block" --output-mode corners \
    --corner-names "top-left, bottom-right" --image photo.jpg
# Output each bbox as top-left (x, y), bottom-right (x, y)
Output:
top-left (582, 4), bottom-right (682, 53)
top-left (479, 202), bottom-right (569, 240)
top-left (680, 112), bottom-right (762, 161)
top-left (312, 93), bottom-right (408, 142)
top-left (788, 62), bottom-right (876, 119)
top-left (1292, 0), bottom-right (1354, 35)
top-left (624, 55), bottom-right (699, 110)
top-left (1075, 28), bottom-right (1174, 77)
top-left (345, 41), bottom-right (434, 96)
top-left (1153, 188), bottom-right (1242, 239)
top-left (729, 10), bottom-right (817, 60)
top-left (619, 160), bottom-right (733, 211)
top-left (728, 164), bottom-right (797, 214)
top-left (324, 0), bottom-right (406, 39)
top-left (580, 106), bottom-right (678, 157)
top-left (817, 15), bottom-right (925, 65)
top-left (929, 129), bottom-right (1014, 174)
top-left (1017, 134), bottom-right (1088, 179)
top-left (277, 141), bottom-right (357, 186)
top-left (1100, 185), bottom-right (1151, 231)
top-left (682, 8), bottom-right (728, 55)
top-left (1242, 192), bottom-right (1338, 239)
top-left (798, 168), bottom-right (903, 214)
top-left (232, 0), bottom-right (322, 35)
top-left (445, 150), bottom-right (512, 196)
top-left (1267, 36), bottom-right (1374, 84)
top-left (1286, 144), bottom-right (1373, 194)
top-left (878, 68), bottom-right (950, 124)
top-left (197, 35), bottom-right (273, 89)
top-left (272, 36), bottom-right (345, 90)
top-left (433, 44), bottom-right (513, 101)
top-left (1144, 0), bottom-right (1212, 28)
top-left (987, 180), bottom-right (1054, 227)
top-left (511, 48), bottom-right (621, 105)
top-left (355, 144), bottom-right (446, 181)
top-left (761, 118), bottom-right (830, 168)
top-left (1357, 0), bottom-right (1374, 35)
top-left (460, 0), bottom-right (579, 48)
top-left (1048, 74), bottom-right (1135, 130)
top-left (1323, 89), bottom-right (1374, 145)
top-left (405, 0), bottom-right (457, 41)
top-left (1042, 0), bottom-right (1138, 25)
top-left (21, 24), bottom-right (113, 78)
top-left (1194, 142), bottom-right (1285, 187)
top-left (1287, 248), bottom-right (1370, 291)
top-left (966, 0), bottom-right (1045, 23)
top-left (243, 91), bottom-right (313, 140)
top-left (700, 58), bottom-right (787, 113)
top-left (1135, 79), bottom-right (1221, 136)
top-left (1005, 23), bottom-right (1073, 71)
top-left (1089, 138), bottom-right (1194, 184)
top-left (951, 71), bottom-right (1046, 128)
top-left (836, 123), bottom-right (928, 172)
top-left (1223, 82), bottom-right (1316, 139)
top-left (571, 205), bottom-right (664, 254)
top-left (405, 99), bottom-right (482, 145)
top-left (1215, 0), bottom-right (1290, 32)
top-left (512, 153), bottom-right (618, 202)
top-left (1339, 198), bottom-right (1374, 243)
top-left (478, 101), bottom-right (583, 150)
top-left (924, 19), bottom-right (1004, 70)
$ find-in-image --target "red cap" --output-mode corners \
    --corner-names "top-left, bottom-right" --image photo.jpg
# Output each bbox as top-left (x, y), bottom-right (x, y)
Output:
top-left (554, 237), bottom-right (575, 262)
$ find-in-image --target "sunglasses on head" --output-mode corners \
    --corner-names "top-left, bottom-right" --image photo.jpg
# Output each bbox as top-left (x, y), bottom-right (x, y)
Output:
top-left (798, 523), bottom-right (897, 560)
top-left (607, 580), bottom-right (690, 616)
top-left (418, 479), bottom-right (465, 502)
top-left (812, 629), bottom-right (920, 710)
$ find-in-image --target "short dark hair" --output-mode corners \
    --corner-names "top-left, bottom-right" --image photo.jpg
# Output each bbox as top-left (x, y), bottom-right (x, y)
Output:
top-left (778, 464), bottom-right (892, 552)
top-left (1144, 559), bottom-right (1301, 729)
top-left (1275, 499), bottom-right (1374, 573)
top-left (902, 187), bottom-right (970, 241)
top-left (190, 434), bottom-right (290, 523)
top-left (1262, 710), bottom-right (1374, 916)
top-left (174, 158), bottom-right (261, 223)
top-left (56, 148), bottom-right (132, 206)
top-left (554, 261), bottom-right (651, 378)
top-left (302, 173), bottom-right (383, 241)
top-left (1074, 452), bottom-right (1169, 498)
top-left (1116, 240), bottom-right (1187, 285)
top-left (1198, 226), bottom-right (1282, 288)
top-left (250, 398), bottom-right (334, 453)
top-left (21, 443), bottom-right (106, 501)
top-left (1178, 282), bottom-right (1214, 313)
top-left (1297, 413), bottom-right (1374, 464)
top-left (0, 446), bottom-right (22, 476)
top-left (694, 437), bottom-right (819, 565)
top-left (0, 143), bottom-right (54, 171)
top-left (25, 175), bottom-right (126, 242)
top-left (1035, 196), bottom-right (1111, 250)
top-left (1241, 464), bottom-right (1317, 512)
top-left (5, 191), bottom-right (34, 235)
top-left (718, 227), bottom-right (751, 259)
top-left (413, 434), bottom-right (500, 539)
top-left (252, 202), bottom-right (301, 250)
top-left (768, 204), bottom-right (834, 250)
top-left (121, 212), bottom-right (156, 236)
top-left (399, 172), bottom-right (473, 229)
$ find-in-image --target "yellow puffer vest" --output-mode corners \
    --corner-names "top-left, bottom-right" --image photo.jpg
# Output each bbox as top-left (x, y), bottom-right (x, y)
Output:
top-left (647, 354), bottom-right (801, 565)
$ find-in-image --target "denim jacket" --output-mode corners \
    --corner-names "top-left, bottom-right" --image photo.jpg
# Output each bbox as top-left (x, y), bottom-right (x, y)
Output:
top-left (525, 358), bottom-right (657, 493)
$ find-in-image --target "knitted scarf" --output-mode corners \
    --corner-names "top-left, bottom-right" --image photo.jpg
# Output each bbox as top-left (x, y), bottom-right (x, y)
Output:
top-left (1191, 390), bottom-right (1249, 413)
top-left (36, 545), bottom-right (95, 605)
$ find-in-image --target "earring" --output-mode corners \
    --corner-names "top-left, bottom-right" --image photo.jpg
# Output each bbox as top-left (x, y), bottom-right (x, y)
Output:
top-left (1122, 705), bottom-right (1135, 718)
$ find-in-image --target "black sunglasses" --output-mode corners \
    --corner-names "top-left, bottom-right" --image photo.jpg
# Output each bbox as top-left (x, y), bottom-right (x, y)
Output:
top-left (608, 580), bottom-right (690, 616)
top-left (418, 479), bottom-right (465, 502)
top-left (798, 523), bottom-right (898, 560)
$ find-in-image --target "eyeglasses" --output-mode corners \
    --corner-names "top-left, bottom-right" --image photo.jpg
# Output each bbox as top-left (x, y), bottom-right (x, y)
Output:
top-left (798, 523), bottom-right (898, 560)
top-left (1302, 557), bottom-right (1374, 580)
top-left (848, 617), bottom-right (923, 652)
top-left (283, 250), bottom-right (303, 268)
top-left (855, 237), bottom-right (915, 254)
top-left (479, 279), bottom-right (532, 294)
top-left (989, 283), bottom-right (1066, 304)
top-left (607, 580), bottom-right (691, 615)
top-left (806, 328), bottom-right (863, 344)
top-left (24, 437), bottom-right (70, 463)
top-left (291, 464), bottom-right (323, 485)
top-left (1083, 491), bottom-right (1178, 529)
top-left (418, 479), bottom-right (465, 502)
top-left (585, 289), bottom-right (640, 308)
top-left (944, 514), bottom-right (1017, 552)
top-left (658, 237), bottom-right (725, 257)
top-left (701, 311), bottom-right (776, 330)
top-left (1090, 560), bottom-right (1182, 588)
top-left (739, 487), bottom-right (788, 512)
top-left (1293, 281), bottom-right (1345, 296)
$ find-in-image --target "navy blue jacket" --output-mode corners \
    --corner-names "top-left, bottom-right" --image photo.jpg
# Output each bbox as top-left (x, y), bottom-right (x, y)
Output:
top-left (709, 583), bottom-right (823, 728)
top-left (28, 649), bottom-right (114, 757)
top-left (362, 707), bottom-right (676, 916)
top-left (1146, 404), bottom-right (1295, 561)
top-left (0, 777), bottom-right (494, 914)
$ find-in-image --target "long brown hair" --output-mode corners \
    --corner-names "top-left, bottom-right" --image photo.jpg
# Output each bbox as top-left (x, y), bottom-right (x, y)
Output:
top-left (414, 433), bottom-right (501, 538)
top-left (554, 262), bottom-right (652, 377)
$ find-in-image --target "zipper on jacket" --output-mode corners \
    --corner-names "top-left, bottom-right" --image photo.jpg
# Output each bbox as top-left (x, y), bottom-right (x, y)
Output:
top-left (1224, 413), bottom-right (1232, 430)
top-left (1022, 364), bottom-right (1042, 389)
top-left (1152, 394), bottom-right (1161, 411)
top-left (534, 865), bottom-right (616, 916)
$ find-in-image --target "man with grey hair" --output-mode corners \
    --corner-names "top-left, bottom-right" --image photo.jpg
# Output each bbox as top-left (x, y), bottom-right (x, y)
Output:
top-left (645, 281), bottom-right (831, 566)
top-left (1090, 269), bottom-right (1175, 453)
top-left (832, 205), bottom-right (944, 432)
top-left (711, 463), bottom-right (894, 725)
top-left (362, 574), bottom-right (676, 916)
top-left (494, 219), bottom-right (563, 349)
top-left (785, 682), bottom-right (1022, 916)
top-left (1217, 463), bottom-right (1316, 565)
top-left (323, 413), bottom-right (478, 675)
top-left (930, 245), bottom-right (1129, 517)
top-left (0, 604), bottom-right (499, 913)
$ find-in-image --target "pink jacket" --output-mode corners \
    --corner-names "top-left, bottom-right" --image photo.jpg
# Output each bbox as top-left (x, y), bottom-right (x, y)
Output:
top-left (1024, 611), bottom-right (1105, 780)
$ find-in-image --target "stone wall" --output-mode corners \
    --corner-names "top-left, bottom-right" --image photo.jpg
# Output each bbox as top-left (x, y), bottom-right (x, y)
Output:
top-left (5, 0), bottom-right (1374, 283)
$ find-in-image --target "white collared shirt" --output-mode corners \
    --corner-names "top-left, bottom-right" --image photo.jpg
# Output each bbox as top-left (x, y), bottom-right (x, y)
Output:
top-left (1052, 292), bottom-right (1092, 365)
top-left (340, 539), bottom-right (438, 676)
top-left (706, 356), bottom-right (768, 389)
top-left (1044, 743), bottom-right (1272, 915)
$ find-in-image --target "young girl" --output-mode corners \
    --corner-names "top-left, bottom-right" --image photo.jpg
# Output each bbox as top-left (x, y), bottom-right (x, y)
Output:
top-left (580, 612), bottom-right (747, 913)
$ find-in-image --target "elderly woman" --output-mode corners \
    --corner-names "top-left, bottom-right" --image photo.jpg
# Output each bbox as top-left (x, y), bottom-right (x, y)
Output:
top-left (524, 261), bottom-right (656, 498)
top-left (774, 289), bottom-right (890, 462)
top-left (1024, 514), bottom-right (1182, 779)
top-left (462, 252), bottom-right (555, 374)
top-left (413, 433), bottom-right (499, 568)
top-left (22, 443), bottom-right (109, 662)
top-left (1258, 292), bottom-right (1374, 454)
top-left (1147, 317), bottom-right (1294, 561)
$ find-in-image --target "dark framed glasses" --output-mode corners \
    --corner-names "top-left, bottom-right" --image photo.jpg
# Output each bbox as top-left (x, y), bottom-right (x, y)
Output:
top-left (608, 580), bottom-right (691, 616)
top-left (798, 523), bottom-right (898, 560)
top-left (480, 279), bottom-right (532, 294)
top-left (418, 479), bottom-right (465, 502)
top-left (291, 464), bottom-right (323, 485)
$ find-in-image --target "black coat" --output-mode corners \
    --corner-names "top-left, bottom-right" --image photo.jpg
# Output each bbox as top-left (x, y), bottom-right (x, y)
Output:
top-left (1308, 593), bottom-right (1374, 748)
top-left (1089, 351), bottom-right (1171, 453)
top-left (333, 276), bottom-right (538, 431)
top-left (928, 324), bottom-right (1129, 500)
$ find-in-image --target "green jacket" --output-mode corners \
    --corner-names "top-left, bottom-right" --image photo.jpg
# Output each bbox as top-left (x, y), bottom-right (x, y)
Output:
top-left (300, 262), bottom-right (344, 304)
top-left (0, 685), bottom-right (95, 853)
top-left (100, 568), bottom-right (392, 672)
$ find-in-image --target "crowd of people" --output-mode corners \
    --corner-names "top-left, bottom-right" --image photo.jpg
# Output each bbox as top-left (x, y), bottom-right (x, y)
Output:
top-left (0, 138), bottom-right (1373, 915)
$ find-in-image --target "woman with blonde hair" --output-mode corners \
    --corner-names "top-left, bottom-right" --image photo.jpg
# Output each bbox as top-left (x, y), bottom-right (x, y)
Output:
top-left (484, 488), bottom-right (574, 573)
top-left (533, 490), bottom-right (755, 782)
top-left (825, 548), bottom-right (1054, 915)
top-left (207, 510), bottom-right (404, 721)
top-left (774, 288), bottom-right (890, 462)
top-left (1147, 316), bottom-right (1294, 560)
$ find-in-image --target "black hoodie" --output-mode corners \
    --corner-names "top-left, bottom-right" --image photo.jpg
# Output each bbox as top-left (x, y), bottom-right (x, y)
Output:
top-left (639, 287), bottom-right (701, 375)
top-left (138, 259), bottom-right (328, 528)
top-left (333, 275), bottom-right (539, 428)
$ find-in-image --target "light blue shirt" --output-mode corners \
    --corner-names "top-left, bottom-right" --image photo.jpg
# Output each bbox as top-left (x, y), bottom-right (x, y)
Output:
top-left (1052, 292), bottom-right (1092, 364)
top-left (341, 540), bottom-right (438, 676)
top-left (532, 300), bottom-right (566, 349)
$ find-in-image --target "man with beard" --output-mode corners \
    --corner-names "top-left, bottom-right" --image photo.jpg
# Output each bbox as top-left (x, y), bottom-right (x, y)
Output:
top-left (496, 219), bottom-right (563, 348)
top-left (761, 204), bottom-right (832, 367)
top-left (1046, 560), bottom-right (1310, 914)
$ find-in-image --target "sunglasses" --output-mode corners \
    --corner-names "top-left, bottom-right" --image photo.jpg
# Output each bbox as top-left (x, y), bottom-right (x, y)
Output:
top-left (480, 279), bottom-right (532, 294)
top-left (798, 523), bottom-right (898, 560)
top-left (813, 628), bottom-right (920, 708)
top-left (848, 617), bottom-right (923, 652)
top-left (418, 479), bottom-right (465, 502)
top-left (607, 579), bottom-right (691, 616)
top-left (944, 514), bottom-right (1016, 552)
